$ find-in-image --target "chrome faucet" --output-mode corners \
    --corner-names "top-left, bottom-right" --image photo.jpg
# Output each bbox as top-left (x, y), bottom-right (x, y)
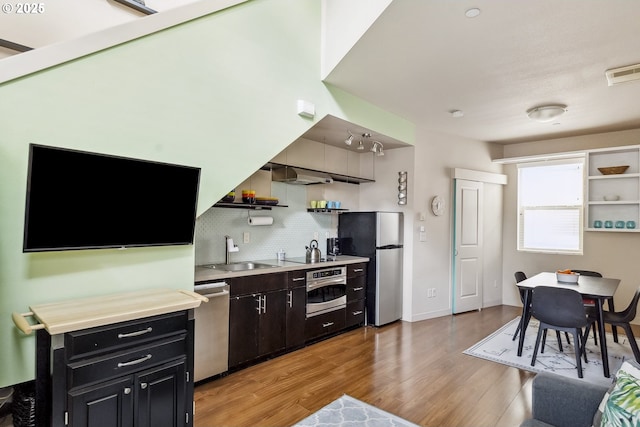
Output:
top-left (225, 235), bottom-right (239, 264)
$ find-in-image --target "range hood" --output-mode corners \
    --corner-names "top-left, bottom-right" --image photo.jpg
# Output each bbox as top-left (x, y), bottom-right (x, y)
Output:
top-left (271, 166), bottom-right (333, 185)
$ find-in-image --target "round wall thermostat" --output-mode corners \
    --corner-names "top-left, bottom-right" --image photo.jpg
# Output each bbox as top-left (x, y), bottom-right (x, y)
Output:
top-left (431, 196), bottom-right (445, 216)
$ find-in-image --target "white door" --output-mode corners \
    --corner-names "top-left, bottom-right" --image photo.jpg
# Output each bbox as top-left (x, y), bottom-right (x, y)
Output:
top-left (453, 179), bottom-right (483, 314)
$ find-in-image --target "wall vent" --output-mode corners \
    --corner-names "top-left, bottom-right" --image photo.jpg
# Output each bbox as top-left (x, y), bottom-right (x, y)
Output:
top-left (605, 63), bottom-right (640, 86)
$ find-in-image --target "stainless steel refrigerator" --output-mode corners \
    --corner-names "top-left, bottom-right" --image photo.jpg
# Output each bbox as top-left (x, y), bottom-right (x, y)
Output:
top-left (338, 211), bottom-right (403, 326)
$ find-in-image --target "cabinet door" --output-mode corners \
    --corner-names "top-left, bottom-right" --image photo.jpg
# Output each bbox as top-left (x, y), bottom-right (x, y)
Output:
top-left (68, 376), bottom-right (134, 427)
top-left (258, 289), bottom-right (287, 356)
top-left (136, 359), bottom-right (187, 427)
top-left (228, 294), bottom-right (261, 367)
top-left (285, 287), bottom-right (306, 350)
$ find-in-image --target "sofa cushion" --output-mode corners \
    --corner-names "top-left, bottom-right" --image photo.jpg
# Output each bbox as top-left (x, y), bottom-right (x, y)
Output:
top-left (593, 359), bottom-right (640, 427)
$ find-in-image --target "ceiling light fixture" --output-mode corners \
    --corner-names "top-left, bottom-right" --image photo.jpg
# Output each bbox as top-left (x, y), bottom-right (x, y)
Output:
top-left (371, 141), bottom-right (384, 157)
top-left (357, 140), bottom-right (365, 150)
top-left (344, 132), bottom-right (354, 146)
top-left (526, 105), bottom-right (567, 123)
top-left (451, 110), bottom-right (464, 118)
top-left (465, 7), bottom-right (481, 18)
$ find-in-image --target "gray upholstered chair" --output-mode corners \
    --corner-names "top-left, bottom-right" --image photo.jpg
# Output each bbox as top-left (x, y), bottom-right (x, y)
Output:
top-left (530, 286), bottom-right (593, 378)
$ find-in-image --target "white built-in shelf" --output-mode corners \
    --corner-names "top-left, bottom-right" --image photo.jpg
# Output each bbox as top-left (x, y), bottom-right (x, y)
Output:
top-left (586, 147), bottom-right (640, 232)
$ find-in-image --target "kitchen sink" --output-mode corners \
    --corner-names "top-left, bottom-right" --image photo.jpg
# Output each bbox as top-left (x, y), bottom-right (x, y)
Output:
top-left (201, 262), bottom-right (278, 272)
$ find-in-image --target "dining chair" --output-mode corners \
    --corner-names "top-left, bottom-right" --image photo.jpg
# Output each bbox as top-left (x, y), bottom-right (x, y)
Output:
top-left (571, 269), bottom-right (618, 343)
top-left (530, 286), bottom-right (593, 378)
top-left (512, 272), bottom-right (530, 341)
top-left (584, 287), bottom-right (640, 363)
top-left (513, 272), bottom-right (569, 352)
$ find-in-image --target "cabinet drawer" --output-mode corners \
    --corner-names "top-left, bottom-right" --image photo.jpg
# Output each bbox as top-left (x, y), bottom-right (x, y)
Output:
top-left (66, 311), bottom-right (187, 359)
top-left (345, 300), bottom-right (365, 328)
top-left (305, 309), bottom-right (345, 342)
top-left (347, 263), bottom-right (366, 278)
top-left (67, 334), bottom-right (187, 389)
top-left (347, 275), bottom-right (366, 302)
top-left (229, 272), bottom-right (287, 296)
top-left (287, 271), bottom-right (306, 289)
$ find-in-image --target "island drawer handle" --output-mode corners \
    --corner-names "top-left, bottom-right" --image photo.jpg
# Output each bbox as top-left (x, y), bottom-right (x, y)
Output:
top-left (353, 287), bottom-right (364, 291)
top-left (352, 311), bottom-right (363, 315)
top-left (353, 268), bottom-right (364, 272)
top-left (117, 354), bottom-right (152, 368)
top-left (292, 277), bottom-right (305, 282)
top-left (118, 327), bottom-right (153, 339)
top-left (322, 322), bottom-right (334, 328)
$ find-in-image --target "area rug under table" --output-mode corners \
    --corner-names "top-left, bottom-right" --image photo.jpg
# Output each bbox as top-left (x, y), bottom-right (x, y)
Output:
top-left (292, 395), bottom-right (419, 427)
top-left (464, 317), bottom-right (638, 387)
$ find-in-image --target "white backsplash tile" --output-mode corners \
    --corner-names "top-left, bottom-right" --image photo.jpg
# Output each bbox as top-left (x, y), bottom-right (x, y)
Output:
top-left (195, 183), bottom-right (338, 265)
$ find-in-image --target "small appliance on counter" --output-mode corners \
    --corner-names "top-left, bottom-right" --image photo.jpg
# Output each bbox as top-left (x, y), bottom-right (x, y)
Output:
top-left (305, 239), bottom-right (322, 263)
top-left (327, 237), bottom-right (341, 256)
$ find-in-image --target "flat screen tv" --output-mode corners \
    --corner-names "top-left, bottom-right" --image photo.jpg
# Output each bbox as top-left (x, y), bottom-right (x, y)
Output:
top-left (23, 144), bottom-right (201, 252)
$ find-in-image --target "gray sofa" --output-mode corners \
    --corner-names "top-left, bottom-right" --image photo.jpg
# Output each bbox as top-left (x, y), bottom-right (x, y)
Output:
top-left (520, 373), bottom-right (609, 427)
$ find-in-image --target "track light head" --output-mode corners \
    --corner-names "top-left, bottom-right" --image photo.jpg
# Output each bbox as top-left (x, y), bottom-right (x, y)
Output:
top-left (357, 140), bottom-right (365, 150)
top-left (344, 132), bottom-right (354, 146)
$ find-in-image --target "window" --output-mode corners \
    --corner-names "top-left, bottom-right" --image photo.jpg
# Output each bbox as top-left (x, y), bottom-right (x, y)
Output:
top-left (517, 158), bottom-right (584, 254)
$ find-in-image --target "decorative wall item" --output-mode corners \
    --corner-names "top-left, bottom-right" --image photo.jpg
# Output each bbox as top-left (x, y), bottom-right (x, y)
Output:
top-left (398, 171), bottom-right (408, 205)
top-left (431, 195), bottom-right (445, 216)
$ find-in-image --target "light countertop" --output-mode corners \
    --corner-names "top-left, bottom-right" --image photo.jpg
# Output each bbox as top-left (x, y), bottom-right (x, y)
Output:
top-left (195, 255), bottom-right (369, 283)
top-left (14, 288), bottom-right (206, 335)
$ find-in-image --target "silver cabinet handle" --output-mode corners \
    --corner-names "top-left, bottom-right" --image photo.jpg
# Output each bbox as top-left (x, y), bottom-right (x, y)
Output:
top-left (118, 327), bottom-right (152, 339)
top-left (353, 287), bottom-right (364, 291)
top-left (255, 295), bottom-right (262, 313)
top-left (353, 268), bottom-right (364, 272)
top-left (292, 277), bottom-right (305, 282)
top-left (287, 291), bottom-right (293, 308)
top-left (262, 295), bottom-right (267, 314)
top-left (124, 387), bottom-right (131, 395)
top-left (352, 311), bottom-right (363, 315)
top-left (140, 383), bottom-right (148, 389)
top-left (117, 354), bottom-right (152, 368)
top-left (322, 322), bottom-right (334, 328)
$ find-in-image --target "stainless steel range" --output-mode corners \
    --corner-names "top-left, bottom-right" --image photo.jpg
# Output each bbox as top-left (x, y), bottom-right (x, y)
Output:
top-left (306, 266), bottom-right (347, 317)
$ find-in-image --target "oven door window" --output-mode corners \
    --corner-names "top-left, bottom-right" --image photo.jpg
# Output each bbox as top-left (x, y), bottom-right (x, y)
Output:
top-left (307, 284), bottom-right (346, 304)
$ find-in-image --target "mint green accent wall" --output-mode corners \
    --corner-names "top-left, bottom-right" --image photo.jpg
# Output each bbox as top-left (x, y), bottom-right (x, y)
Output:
top-left (0, 0), bottom-right (413, 387)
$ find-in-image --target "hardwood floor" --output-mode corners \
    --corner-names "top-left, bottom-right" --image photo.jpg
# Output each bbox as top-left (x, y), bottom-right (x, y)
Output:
top-left (193, 305), bottom-right (535, 427)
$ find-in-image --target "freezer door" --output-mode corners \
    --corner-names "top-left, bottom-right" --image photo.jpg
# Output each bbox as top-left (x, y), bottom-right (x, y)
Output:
top-left (375, 247), bottom-right (403, 326)
top-left (376, 212), bottom-right (403, 247)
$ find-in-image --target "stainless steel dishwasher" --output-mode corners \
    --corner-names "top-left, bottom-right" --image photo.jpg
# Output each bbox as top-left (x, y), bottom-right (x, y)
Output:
top-left (194, 281), bottom-right (229, 382)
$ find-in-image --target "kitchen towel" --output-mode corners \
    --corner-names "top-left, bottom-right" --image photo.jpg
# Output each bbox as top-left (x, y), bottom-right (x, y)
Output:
top-left (248, 216), bottom-right (273, 226)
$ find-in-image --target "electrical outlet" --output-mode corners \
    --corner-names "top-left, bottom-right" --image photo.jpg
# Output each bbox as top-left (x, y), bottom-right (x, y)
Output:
top-left (243, 232), bottom-right (250, 243)
top-left (313, 232), bottom-right (319, 240)
top-left (427, 289), bottom-right (432, 298)
top-left (432, 288), bottom-right (437, 298)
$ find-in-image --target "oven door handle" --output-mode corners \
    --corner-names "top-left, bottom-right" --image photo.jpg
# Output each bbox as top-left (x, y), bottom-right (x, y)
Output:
top-left (307, 277), bottom-right (346, 291)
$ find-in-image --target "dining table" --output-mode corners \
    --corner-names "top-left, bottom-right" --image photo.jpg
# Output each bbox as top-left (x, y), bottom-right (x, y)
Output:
top-left (516, 271), bottom-right (621, 378)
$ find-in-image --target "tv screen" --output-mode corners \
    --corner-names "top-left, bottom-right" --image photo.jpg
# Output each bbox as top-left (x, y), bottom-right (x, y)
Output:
top-left (23, 144), bottom-right (201, 252)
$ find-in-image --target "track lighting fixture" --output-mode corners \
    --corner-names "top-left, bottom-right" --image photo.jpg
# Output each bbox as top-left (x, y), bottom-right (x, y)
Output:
top-left (370, 141), bottom-right (384, 156)
top-left (344, 131), bottom-right (383, 155)
top-left (344, 132), bottom-right (354, 146)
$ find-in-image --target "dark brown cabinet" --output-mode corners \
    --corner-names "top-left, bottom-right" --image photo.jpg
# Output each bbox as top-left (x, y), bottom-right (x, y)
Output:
top-left (40, 310), bottom-right (194, 427)
top-left (226, 262), bottom-right (367, 370)
top-left (228, 273), bottom-right (287, 368)
top-left (346, 263), bottom-right (366, 328)
top-left (285, 271), bottom-right (306, 350)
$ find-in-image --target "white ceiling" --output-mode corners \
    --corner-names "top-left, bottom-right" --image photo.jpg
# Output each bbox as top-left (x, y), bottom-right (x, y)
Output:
top-left (5, 1), bottom-right (640, 149)
top-left (323, 0), bottom-right (640, 145)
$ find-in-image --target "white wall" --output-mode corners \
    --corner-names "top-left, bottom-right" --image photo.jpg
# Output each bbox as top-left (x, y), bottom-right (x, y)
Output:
top-left (410, 129), bottom-right (504, 321)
